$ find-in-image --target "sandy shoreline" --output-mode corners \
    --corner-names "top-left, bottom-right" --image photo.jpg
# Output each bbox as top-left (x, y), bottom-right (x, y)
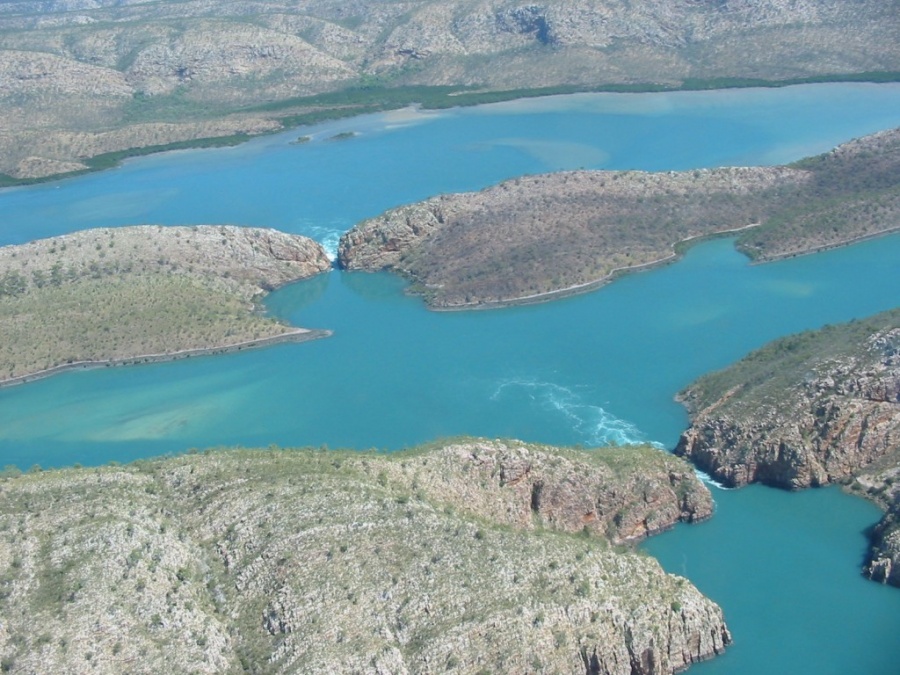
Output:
top-left (429, 223), bottom-right (762, 312)
top-left (0, 327), bottom-right (331, 389)
top-left (749, 224), bottom-right (900, 264)
top-left (428, 222), bottom-right (900, 312)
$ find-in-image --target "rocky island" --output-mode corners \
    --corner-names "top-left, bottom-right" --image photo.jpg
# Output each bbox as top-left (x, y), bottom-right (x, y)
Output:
top-left (339, 128), bottom-right (900, 308)
top-left (675, 308), bottom-right (900, 586)
top-left (0, 225), bottom-right (331, 385)
top-left (0, 0), bottom-right (897, 181)
top-left (0, 438), bottom-right (730, 673)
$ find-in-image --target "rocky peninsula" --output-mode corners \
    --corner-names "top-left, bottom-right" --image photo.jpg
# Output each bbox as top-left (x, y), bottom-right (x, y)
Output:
top-left (0, 0), bottom-right (898, 181)
top-left (675, 308), bottom-right (900, 586)
top-left (0, 225), bottom-right (331, 385)
top-left (339, 128), bottom-right (900, 309)
top-left (0, 438), bottom-right (730, 674)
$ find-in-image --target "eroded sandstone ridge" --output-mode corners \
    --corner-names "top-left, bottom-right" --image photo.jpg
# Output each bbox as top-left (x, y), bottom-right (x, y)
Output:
top-left (0, 225), bottom-right (331, 383)
top-left (675, 309), bottom-right (900, 585)
top-left (339, 128), bottom-right (900, 308)
top-left (854, 455), bottom-right (900, 586)
top-left (0, 0), bottom-right (898, 179)
top-left (0, 439), bottom-right (730, 673)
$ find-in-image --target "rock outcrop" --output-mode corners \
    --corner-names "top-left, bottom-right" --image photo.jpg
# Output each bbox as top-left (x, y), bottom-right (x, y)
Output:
top-left (853, 456), bottom-right (900, 585)
top-left (676, 320), bottom-right (900, 490)
top-left (674, 309), bottom-right (900, 586)
top-left (371, 439), bottom-right (714, 543)
top-left (0, 439), bottom-right (731, 673)
top-left (339, 129), bottom-right (900, 309)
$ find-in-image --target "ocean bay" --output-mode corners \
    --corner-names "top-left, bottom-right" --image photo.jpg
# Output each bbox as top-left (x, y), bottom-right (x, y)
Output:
top-left (1, 83), bottom-right (900, 673)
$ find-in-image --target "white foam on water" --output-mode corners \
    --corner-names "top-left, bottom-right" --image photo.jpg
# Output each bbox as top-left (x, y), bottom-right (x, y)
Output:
top-left (490, 378), bottom-right (657, 448)
top-left (694, 468), bottom-right (736, 491)
top-left (303, 223), bottom-right (344, 261)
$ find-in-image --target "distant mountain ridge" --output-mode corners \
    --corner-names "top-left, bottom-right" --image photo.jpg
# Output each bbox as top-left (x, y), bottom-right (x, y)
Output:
top-left (0, 0), bottom-right (898, 179)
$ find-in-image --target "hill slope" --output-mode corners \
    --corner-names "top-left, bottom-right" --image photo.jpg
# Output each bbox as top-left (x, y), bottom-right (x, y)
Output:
top-left (339, 128), bottom-right (900, 308)
top-left (0, 439), bottom-right (730, 673)
top-left (0, 0), bottom-right (898, 179)
top-left (0, 225), bottom-right (331, 384)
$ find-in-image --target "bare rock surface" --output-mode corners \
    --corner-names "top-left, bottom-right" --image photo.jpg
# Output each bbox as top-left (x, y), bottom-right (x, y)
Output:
top-left (0, 439), bottom-right (730, 673)
top-left (853, 453), bottom-right (900, 586)
top-left (674, 309), bottom-right (900, 586)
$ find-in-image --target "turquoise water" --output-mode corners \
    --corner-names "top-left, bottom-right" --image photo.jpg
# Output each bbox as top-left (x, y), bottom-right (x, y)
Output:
top-left (0, 83), bottom-right (899, 673)
top-left (644, 485), bottom-right (900, 675)
top-left (3, 83), bottom-right (900, 254)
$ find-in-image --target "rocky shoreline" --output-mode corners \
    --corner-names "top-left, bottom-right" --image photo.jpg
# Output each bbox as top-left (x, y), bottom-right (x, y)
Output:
top-left (674, 309), bottom-right (900, 586)
top-left (0, 439), bottom-right (730, 673)
top-left (339, 129), bottom-right (900, 309)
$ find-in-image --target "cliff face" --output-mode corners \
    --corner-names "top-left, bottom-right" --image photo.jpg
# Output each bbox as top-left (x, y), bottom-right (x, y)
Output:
top-left (676, 324), bottom-right (900, 490)
top-left (854, 457), bottom-right (900, 586)
top-left (0, 439), bottom-right (730, 673)
top-left (370, 439), bottom-right (714, 544)
top-left (674, 311), bottom-right (900, 586)
top-left (2, 0), bottom-right (898, 179)
top-left (339, 129), bottom-right (900, 309)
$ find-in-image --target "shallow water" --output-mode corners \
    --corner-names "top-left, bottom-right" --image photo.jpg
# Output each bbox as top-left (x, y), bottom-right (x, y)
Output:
top-left (1, 83), bottom-right (899, 673)
top-left (3, 83), bottom-right (900, 255)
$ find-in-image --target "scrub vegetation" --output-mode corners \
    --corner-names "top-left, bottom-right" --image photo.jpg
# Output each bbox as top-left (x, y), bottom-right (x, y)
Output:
top-left (0, 438), bottom-right (730, 674)
top-left (339, 128), bottom-right (900, 308)
top-left (677, 309), bottom-right (900, 417)
top-left (0, 226), bottom-right (331, 384)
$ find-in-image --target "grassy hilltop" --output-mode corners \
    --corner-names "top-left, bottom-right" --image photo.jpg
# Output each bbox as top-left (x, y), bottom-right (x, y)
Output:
top-left (0, 225), bottom-right (330, 384)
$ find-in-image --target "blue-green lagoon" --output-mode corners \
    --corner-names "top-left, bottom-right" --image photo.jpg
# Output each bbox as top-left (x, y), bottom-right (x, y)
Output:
top-left (0, 83), bottom-right (899, 673)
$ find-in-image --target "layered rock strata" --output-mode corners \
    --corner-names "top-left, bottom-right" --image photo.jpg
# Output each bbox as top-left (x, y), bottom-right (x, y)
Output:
top-left (854, 456), bottom-right (900, 585)
top-left (674, 310), bottom-right (900, 585)
top-left (0, 439), bottom-right (731, 674)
